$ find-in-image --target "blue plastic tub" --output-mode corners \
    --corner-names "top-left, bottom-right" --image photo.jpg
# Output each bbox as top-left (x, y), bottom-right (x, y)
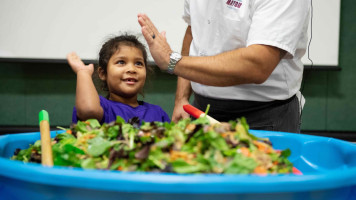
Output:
top-left (0, 130), bottom-right (355, 200)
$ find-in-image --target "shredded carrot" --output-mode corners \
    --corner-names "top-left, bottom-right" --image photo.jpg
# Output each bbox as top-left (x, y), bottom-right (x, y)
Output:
top-left (221, 131), bottom-right (235, 139)
top-left (253, 141), bottom-right (273, 154)
top-left (170, 150), bottom-right (196, 164)
top-left (185, 124), bottom-right (196, 132)
top-left (66, 130), bottom-right (72, 134)
top-left (254, 166), bottom-right (268, 175)
top-left (239, 147), bottom-right (250, 157)
top-left (170, 150), bottom-right (189, 160)
top-left (117, 166), bottom-right (123, 171)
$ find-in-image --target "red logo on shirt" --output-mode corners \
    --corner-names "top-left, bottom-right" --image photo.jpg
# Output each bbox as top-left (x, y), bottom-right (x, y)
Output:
top-left (226, 0), bottom-right (242, 8)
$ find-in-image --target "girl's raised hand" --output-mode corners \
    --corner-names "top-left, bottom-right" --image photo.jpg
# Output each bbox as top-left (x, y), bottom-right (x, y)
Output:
top-left (67, 52), bottom-right (94, 75)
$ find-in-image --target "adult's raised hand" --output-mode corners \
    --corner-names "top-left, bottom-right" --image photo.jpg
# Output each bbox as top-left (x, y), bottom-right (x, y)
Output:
top-left (137, 13), bottom-right (172, 71)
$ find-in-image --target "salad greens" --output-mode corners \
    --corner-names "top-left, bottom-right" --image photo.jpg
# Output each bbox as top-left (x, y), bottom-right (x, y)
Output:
top-left (12, 116), bottom-right (293, 174)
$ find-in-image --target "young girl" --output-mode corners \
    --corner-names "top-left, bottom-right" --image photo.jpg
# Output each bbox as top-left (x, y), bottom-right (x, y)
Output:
top-left (67, 34), bottom-right (170, 124)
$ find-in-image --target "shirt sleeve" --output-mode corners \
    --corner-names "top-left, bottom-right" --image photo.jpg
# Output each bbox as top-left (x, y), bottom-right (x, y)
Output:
top-left (72, 96), bottom-right (107, 124)
top-left (247, 0), bottom-right (310, 56)
top-left (72, 107), bottom-right (78, 124)
top-left (99, 96), bottom-right (108, 124)
top-left (182, 0), bottom-right (191, 25)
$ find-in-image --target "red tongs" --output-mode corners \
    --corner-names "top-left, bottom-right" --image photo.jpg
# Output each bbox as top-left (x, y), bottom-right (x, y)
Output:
top-left (183, 104), bottom-right (220, 124)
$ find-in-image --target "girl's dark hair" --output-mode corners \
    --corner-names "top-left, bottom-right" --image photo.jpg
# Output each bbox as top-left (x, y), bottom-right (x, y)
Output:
top-left (96, 34), bottom-right (152, 95)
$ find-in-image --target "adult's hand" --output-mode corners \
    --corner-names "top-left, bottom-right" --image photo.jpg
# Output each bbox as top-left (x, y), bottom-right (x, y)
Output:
top-left (172, 99), bottom-right (191, 123)
top-left (137, 13), bottom-right (172, 71)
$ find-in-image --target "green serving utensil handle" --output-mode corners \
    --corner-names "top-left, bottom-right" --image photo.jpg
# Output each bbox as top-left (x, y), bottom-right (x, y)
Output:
top-left (39, 110), bottom-right (53, 166)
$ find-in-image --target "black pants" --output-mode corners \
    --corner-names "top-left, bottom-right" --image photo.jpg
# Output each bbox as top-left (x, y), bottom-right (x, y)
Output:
top-left (192, 93), bottom-right (301, 133)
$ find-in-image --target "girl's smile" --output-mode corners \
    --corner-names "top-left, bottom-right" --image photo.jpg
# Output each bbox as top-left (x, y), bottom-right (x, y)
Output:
top-left (122, 77), bottom-right (138, 85)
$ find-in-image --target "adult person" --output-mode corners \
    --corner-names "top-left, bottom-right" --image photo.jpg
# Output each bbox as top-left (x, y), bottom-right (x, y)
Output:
top-left (138, 0), bottom-right (310, 133)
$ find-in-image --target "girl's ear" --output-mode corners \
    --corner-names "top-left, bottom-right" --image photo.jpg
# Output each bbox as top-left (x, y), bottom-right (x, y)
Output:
top-left (97, 67), bottom-right (106, 81)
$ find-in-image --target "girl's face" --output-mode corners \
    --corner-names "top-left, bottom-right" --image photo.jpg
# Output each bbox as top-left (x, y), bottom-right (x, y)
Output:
top-left (100, 45), bottom-right (146, 100)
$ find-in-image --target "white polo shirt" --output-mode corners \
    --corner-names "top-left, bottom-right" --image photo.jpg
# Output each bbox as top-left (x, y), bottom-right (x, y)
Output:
top-left (183, 0), bottom-right (310, 101)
